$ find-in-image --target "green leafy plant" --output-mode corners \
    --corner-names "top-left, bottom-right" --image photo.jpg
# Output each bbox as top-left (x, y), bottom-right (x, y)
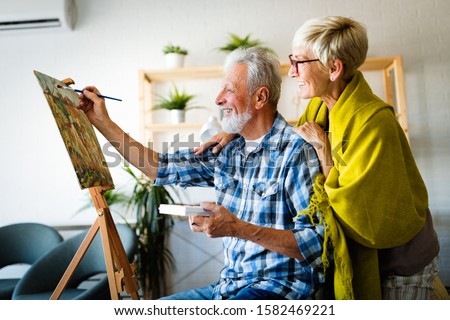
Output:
top-left (163, 43), bottom-right (188, 55)
top-left (152, 83), bottom-right (203, 111)
top-left (218, 33), bottom-right (276, 54)
top-left (123, 166), bottom-right (177, 300)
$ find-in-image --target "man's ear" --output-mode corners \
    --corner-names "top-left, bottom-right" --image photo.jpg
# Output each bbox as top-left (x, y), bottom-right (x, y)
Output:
top-left (255, 87), bottom-right (269, 109)
top-left (329, 58), bottom-right (344, 81)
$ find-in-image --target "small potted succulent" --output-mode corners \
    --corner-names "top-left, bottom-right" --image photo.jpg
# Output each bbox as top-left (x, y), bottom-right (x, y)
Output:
top-left (163, 43), bottom-right (188, 68)
top-left (152, 83), bottom-right (202, 123)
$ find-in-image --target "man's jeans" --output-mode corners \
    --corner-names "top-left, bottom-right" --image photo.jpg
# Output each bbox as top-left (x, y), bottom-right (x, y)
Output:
top-left (159, 284), bottom-right (287, 300)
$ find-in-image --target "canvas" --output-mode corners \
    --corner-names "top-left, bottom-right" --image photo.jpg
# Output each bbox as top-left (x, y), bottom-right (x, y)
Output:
top-left (34, 70), bottom-right (114, 190)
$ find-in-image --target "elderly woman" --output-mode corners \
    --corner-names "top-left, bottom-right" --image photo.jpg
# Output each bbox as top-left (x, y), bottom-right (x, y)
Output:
top-left (197, 16), bottom-right (440, 300)
top-left (288, 16), bottom-right (439, 300)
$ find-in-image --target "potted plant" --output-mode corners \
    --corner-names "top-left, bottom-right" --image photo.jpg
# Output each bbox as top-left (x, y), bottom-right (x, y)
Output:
top-left (218, 33), bottom-right (276, 55)
top-left (163, 43), bottom-right (188, 68)
top-left (152, 83), bottom-right (202, 123)
top-left (123, 167), bottom-right (177, 299)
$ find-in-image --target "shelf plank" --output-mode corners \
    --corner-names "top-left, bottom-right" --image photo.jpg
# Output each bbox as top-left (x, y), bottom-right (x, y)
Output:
top-left (145, 122), bottom-right (205, 132)
top-left (359, 57), bottom-right (398, 71)
top-left (145, 119), bottom-right (299, 133)
top-left (141, 66), bottom-right (223, 82)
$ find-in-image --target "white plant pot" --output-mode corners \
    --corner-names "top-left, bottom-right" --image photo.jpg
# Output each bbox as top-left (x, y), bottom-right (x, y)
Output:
top-left (170, 109), bottom-right (185, 124)
top-left (200, 116), bottom-right (221, 143)
top-left (165, 53), bottom-right (186, 68)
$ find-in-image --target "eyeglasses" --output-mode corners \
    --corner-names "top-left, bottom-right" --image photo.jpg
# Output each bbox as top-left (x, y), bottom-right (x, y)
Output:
top-left (288, 54), bottom-right (320, 73)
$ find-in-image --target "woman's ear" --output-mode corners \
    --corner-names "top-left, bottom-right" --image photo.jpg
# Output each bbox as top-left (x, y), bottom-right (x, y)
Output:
top-left (329, 58), bottom-right (344, 81)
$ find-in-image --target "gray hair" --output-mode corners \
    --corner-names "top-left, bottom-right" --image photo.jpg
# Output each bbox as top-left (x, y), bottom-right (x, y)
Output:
top-left (224, 46), bottom-right (281, 108)
top-left (292, 16), bottom-right (368, 81)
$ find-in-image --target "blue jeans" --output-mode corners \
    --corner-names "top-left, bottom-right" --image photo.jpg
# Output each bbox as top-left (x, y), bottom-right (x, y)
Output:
top-left (159, 284), bottom-right (287, 300)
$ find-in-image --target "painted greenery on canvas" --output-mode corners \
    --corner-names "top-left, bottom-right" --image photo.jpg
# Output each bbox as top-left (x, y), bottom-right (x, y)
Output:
top-left (34, 70), bottom-right (114, 190)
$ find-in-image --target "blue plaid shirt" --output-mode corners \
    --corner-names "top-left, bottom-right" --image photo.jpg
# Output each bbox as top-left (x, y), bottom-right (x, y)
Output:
top-left (156, 113), bottom-right (324, 299)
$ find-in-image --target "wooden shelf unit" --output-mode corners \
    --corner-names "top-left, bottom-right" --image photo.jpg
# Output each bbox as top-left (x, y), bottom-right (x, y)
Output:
top-left (139, 56), bottom-right (408, 146)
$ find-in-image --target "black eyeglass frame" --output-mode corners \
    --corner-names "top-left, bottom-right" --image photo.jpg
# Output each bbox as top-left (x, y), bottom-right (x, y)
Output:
top-left (288, 54), bottom-right (320, 72)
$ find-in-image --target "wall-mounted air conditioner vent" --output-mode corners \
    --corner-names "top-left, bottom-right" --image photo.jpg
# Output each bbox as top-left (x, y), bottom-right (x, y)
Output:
top-left (0, 0), bottom-right (77, 32)
top-left (0, 18), bottom-right (61, 31)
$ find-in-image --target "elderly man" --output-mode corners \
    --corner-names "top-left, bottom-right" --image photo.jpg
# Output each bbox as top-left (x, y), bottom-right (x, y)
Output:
top-left (77, 47), bottom-right (325, 300)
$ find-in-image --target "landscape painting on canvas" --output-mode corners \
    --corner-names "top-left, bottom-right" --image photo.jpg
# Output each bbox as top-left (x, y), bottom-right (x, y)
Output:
top-left (34, 70), bottom-right (114, 190)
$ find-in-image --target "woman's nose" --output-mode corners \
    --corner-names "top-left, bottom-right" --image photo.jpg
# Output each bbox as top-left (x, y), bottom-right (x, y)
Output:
top-left (288, 65), bottom-right (298, 78)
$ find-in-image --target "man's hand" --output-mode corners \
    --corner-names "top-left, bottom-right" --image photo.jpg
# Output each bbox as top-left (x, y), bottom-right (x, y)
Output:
top-left (77, 86), bottom-right (112, 130)
top-left (76, 85), bottom-right (159, 180)
top-left (189, 202), bottom-right (241, 238)
top-left (190, 203), bottom-right (303, 259)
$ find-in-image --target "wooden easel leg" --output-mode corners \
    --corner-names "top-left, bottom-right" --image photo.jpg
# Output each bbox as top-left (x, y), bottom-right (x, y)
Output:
top-left (89, 186), bottom-right (140, 300)
top-left (50, 186), bottom-right (140, 300)
top-left (104, 211), bottom-right (140, 300)
top-left (50, 219), bottom-right (101, 300)
top-left (97, 210), bottom-right (120, 300)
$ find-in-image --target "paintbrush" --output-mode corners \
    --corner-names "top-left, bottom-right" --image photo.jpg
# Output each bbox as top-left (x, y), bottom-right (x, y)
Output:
top-left (55, 84), bottom-right (122, 102)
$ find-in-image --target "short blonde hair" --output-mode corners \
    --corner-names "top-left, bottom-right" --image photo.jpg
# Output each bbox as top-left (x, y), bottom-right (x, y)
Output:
top-left (292, 16), bottom-right (368, 81)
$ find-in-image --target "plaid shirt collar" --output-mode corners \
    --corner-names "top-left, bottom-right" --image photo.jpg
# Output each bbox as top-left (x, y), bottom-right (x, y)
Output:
top-left (229, 111), bottom-right (287, 155)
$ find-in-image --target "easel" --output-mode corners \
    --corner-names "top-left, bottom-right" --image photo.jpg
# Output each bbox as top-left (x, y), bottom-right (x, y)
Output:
top-left (50, 78), bottom-right (140, 300)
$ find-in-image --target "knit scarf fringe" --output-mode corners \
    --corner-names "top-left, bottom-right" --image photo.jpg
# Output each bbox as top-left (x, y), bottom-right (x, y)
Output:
top-left (294, 173), bottom-right (354, 299)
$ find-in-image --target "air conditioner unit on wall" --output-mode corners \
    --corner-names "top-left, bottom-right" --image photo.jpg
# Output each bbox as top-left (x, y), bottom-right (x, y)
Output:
top-left (0, 0), bottom-right (77, 31)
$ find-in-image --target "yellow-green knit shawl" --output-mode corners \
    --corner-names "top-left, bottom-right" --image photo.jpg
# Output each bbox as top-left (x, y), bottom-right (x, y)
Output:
top-left (295, 173), bottom-right (354, 299)
top-left (296, 71), bottom-right (428, 299)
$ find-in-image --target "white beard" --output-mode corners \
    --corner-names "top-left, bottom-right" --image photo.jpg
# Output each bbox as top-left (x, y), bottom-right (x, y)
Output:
top-left (221, 108), bottom-right (252, 134)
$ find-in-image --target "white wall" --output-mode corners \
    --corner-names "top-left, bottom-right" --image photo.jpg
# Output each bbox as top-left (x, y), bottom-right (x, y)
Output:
top-left (1, 0), bottom-right (449, 287)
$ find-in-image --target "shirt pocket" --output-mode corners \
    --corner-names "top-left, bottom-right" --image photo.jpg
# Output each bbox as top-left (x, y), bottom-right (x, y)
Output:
top-left (214, 175), bottom-right (237, 192)
top-left (252, 180), bottom-right (279, 198)
top-left (251, 180), bottom-right (280, 226)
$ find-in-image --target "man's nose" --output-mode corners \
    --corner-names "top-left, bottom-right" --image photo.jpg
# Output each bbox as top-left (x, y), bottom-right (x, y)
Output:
top-left (215, 90), bottom-right (224, 105)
